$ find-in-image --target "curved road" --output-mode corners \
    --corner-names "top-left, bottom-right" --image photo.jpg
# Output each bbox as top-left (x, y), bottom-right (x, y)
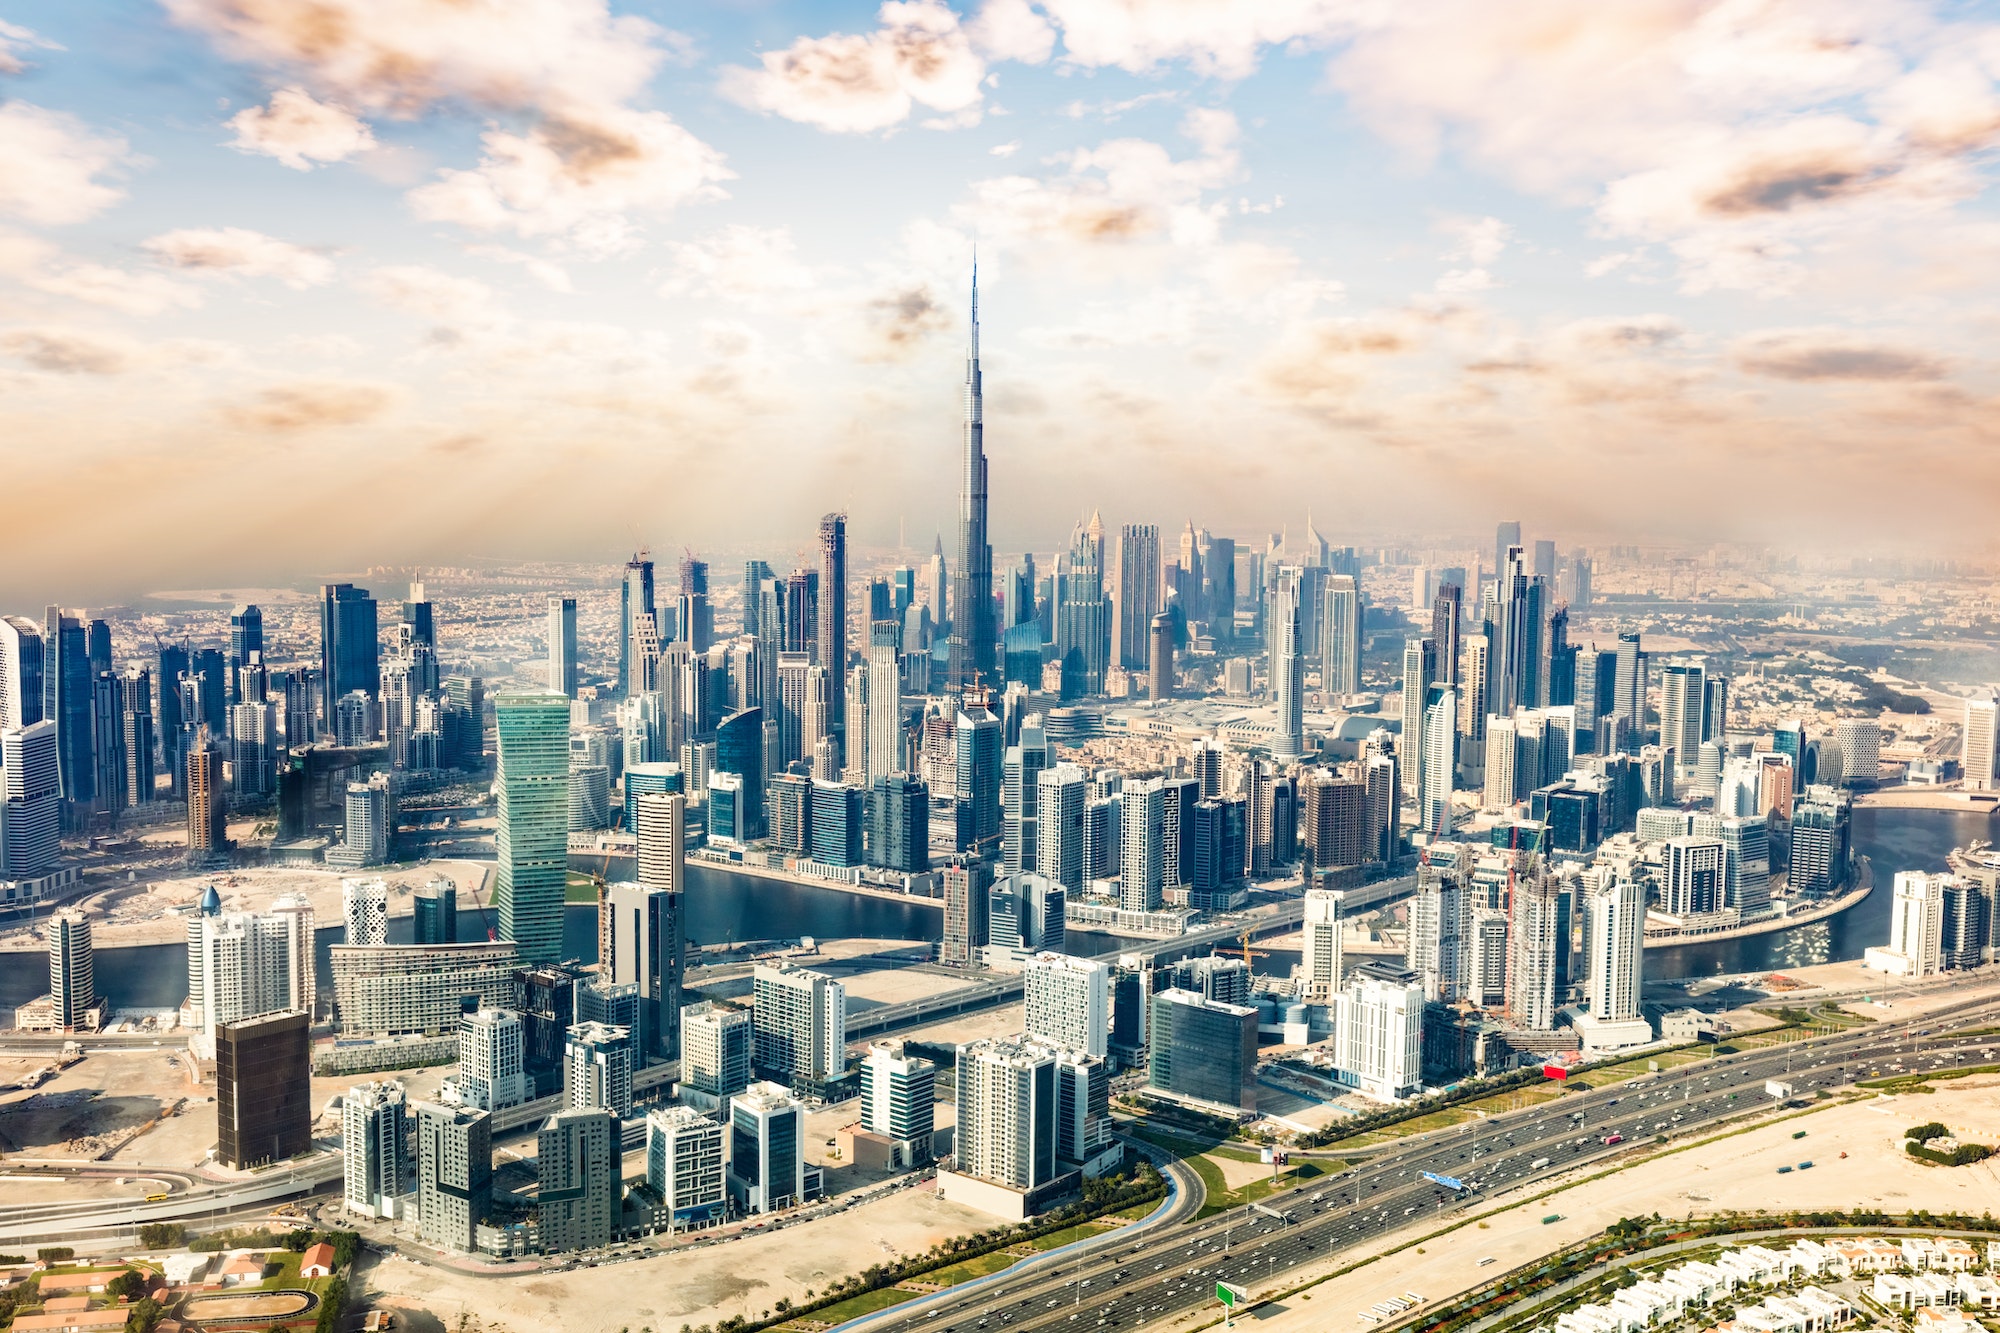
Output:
top-left (845, 997), bottom-right (2000, 1333)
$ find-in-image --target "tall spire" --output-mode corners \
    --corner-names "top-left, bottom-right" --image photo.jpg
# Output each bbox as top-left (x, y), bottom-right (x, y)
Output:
top-left (948, 260), bottom-right (995, 696)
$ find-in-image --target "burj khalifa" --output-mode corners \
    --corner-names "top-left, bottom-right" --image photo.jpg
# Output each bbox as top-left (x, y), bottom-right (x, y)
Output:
top-left (947, 265), bottom-right (996, 695)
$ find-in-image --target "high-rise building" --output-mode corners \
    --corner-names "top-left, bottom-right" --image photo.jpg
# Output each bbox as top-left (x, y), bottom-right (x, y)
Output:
top-left (414, 1100), bottom-right (491, 1252)
top-left (1419, 684), bottom-right (1458, 838)
top-left (1, 720), bottom-right (61, 878)
top-left (1002, 715), bottom-right (1050, 874)
top-left (564, 1021), bottom-right (634, 1117)
top-left (679, 1000), bottom-right (752, 1107)
top-left (677, 556), bottom-right (713, 654)
top-left (547, 596), bottom-right (578, 697)
top-left (1322, 574), bottom-right (1363, 699)
top-left (0, 616), bottom-right (44, 731)
top-left (495, 690), bottom-right (569, 964)
top-left (184, 725), bottom-right (225, 857)
top-left (953, 1036), bottom-right (1058, 1190)
top-left (537, 1107), bottom-right (620, 1252)
top-left (1612, 631), bottom-right (1645, 753)
top-left (1790, 789), bottom-right (1850, 897)
top-left (865, 620), bottom-right (902, 785)
top-left (1056, 512), bottom-right (1111, 698)
top-left (1405, 860), bottom-right (1468, 1002)
top-left (1835, 719), bottom-right (1881, 786)
top-left (188, 907), bottom-right (311, 1035)
top-left (1299, 887), bottom-right (1344, 1002)
top-left (319, 584), bottom-right (380, 730)
top-left (456, 1007), bottom-right (526, 1112)
top-left (414, 876), bottom-right (457, 945)
top-left (342, 876), bottom-right (388, 946)
top-left (1147, 988), bottom-right (1258, 1111)
top-left (645, 1104), bottom-right (726, 1231)
top-left (47, 909), bottom-right (94, 1031)
top-left (728, 1081), bottom-right (808, 1213)
top-left (1964, 698), bottom-right (1998, 792)
top-left (1658, 661), bottom-right (1705, 777)
top-left (1662, 836), bottom-right (1725, 917)
top-left (1270, 567), bottom-right (1305, 759)
top-left (342, 1079), bottom-right (409, 1218)
top-left (858, 1039), bottom-right (937, 1167)
top-left (604, 878), bottom-right (683, 1063)
top-left (817, 512), bottom-right (849, 766)
top-left (751, 964), bottom-right (846, 1095)
top-left (1506, 872), bottom-right (1564, 1031)
top-left (1332, 962), bottom-right (1424, 1101)
top-left (1493, 522), bottom-right (1521, 593)
top-left (1116, 524), bottom-right (1162, 673)
top-left (1022, 952), bottom-right (1108, 1058)
top-left (1148, 613), bottom-right (1175, 700)
top-left (620, 551), bottom-right (656, 697)
top-left (1885, 870), bottom-right (1946, 978)
top-left (866, 774), bottom-right (930, 873)
top-left (1579, 868), bottom-right (1644, 1023)
top-left (1034, 763), bottom-right (1087, 892)
top-left (216, 1008), bottom-right (311, 1168)
top-left (947, 269), bottom-right (996, 695)
top-left (1431, 582), bottom-right (1462, 688)
top-left (956, 699), bottom-right (1002, 852)
top-left (941, 856), bottom-right (993, 967)
top-left (1400, 638), bottom-right (1437, 800)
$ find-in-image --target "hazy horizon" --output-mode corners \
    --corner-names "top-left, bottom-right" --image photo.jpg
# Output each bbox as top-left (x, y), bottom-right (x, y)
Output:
top-left (5, 1), bottom-right (2000, 605)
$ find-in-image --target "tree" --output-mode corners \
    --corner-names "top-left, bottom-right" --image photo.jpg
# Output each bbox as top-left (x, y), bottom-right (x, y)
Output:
top-left (125, 1297), bottom-right (165, 1333)
top-left (138, 1223), bottom-right (186, 1250)
top-left (107, 1269), bottom-right (147, 1301)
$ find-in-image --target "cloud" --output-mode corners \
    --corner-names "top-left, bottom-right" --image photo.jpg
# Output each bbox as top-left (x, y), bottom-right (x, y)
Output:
top-left (465, 245), bottom-right (574, 293)
top-left (1438, 215), bottom-right (1510, 266)
top-left (359, 265), bottom-right (502, 325)
top-left (163, 0), bottom-right (672, 117)
top-left (141, 227), bottom-right (336, 288)
top-left (990, 140), bottom-right (1022, 157)
top-left (0, 20), bottom-right (63, 75)
top-left (1735, 329), bottom-right (1948, 381)
top-left (0, 104), bottom-right (132, 226)
top-left (223, 380), bottom-right (397, 431)
top-left (1036, 0), bottom-right (1349, 79)
top-left (660, 225), bottom-right (823, 305)
top-left (967, 0), bottom-right (1055, 64)
top-left (1434, 268), bottom-right (1494, 294)
top-left (2, 328), bottom-right (133, 375)
top-left (225, 87), bottom-right (377, 170)
top-left (167, 0), bottom-right (725, 244)
top-left (406, 105), bottom-right (730, 248)
top-left (964, 108), bottom-right (1242, 252)
top-left (0, 231), bottom-right (202, 315)
top-left (861, 282), bottom-right (951, 359)
top-left (721, 0), bottom-right (987, 134)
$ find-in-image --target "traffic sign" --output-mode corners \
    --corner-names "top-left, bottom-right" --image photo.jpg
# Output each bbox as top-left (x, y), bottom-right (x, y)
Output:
top-left (1217, 1282), bottom-right (1247, 1308)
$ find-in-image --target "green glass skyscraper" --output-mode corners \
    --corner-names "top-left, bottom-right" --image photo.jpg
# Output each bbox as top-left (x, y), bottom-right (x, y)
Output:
top-left (495, 690), bottom-right (570, 964)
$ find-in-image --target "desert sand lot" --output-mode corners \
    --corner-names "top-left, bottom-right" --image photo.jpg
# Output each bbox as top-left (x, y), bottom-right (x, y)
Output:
top-left (361, 1183), bottom-right (999, 1333)
top-left (0, 1048), bottom-right (213, 1169)
top-left (0, 859), bottom-right (493, 952)
top-left (1238, 1077), bottom-right (2000, 1333)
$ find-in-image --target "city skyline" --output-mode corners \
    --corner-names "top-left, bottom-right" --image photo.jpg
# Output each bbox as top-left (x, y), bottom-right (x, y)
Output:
top-left (5, 1), bottom-right (2000, 604)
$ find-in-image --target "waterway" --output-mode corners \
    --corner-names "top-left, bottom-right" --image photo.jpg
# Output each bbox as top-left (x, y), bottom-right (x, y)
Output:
top-left (0, 861), bottom-right (940, 1015)
top-left (1, 807), bottom-right (1989, 1013)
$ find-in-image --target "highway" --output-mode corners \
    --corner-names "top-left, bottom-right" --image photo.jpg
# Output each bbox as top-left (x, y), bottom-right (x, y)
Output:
top-left (849, 998), bottom-right (2000, 1333)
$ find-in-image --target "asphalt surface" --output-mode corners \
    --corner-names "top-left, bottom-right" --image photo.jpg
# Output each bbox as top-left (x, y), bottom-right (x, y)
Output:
top-left (851, 999), bottom-right (2000, 1333)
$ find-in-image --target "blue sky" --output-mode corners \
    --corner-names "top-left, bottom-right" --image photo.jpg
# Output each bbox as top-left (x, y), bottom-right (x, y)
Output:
top-left (3, 0), bottom-right (1998, 601)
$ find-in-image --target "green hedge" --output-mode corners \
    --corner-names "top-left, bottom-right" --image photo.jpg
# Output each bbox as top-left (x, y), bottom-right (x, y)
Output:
top-left (1907, 1122), bottom-right (1948, 1142)
top-left (1907, 1140), bottom-right (1993, 1167)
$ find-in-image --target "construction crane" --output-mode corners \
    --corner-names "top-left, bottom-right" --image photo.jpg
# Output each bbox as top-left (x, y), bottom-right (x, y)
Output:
top-left (1234, 932), bottom-right (1270, 968)
top-left (592, 848), bottom-right (615, 966)
top-left (464, 870), bottom-right (497, 942)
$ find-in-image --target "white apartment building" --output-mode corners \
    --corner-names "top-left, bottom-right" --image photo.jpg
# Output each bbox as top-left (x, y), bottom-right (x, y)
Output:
top-left (1022, 952), bottom-right (1108, 1058)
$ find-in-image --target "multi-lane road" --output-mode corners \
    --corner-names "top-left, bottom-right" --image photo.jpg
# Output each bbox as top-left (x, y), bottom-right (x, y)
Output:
top-left (852, 998), bottom-right (2000, 1333)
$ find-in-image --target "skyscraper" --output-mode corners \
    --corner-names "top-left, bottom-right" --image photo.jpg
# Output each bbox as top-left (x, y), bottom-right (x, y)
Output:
top-left (622, 551), bottom-right (656, 696)
top-left (415, 1101), bottom-right (491, 1252)
top-left (215, 1009), bottom-right (311, 1169)
top-left (48, 909), bottom-right (94, 1031)
top-left (342, 1079), bottom-right (409, 1218)
top-left (537, 1107), bottom-right (620, 1252)
top-left (752, 964), bottom-right (846, 1096)
top-left (678, 556), bottom-right (713, 653)
top-left (866, 620), bottom-right (902, 784)
top-left (186, 726), bottom-right (225, 858)
top-left (1658, 661), bottom-right (1705, 777)
top-left (604, 878), bottom-right (684, 1063)
top-left (1115, 523), bottom-right (1161, 672)
top-left (1022, 951), bottom-right (1109, 1058)
top-left (228, 604), bottom-right (262, 706)
top-left (0, 615), bottom-right (45, 731)
top-left (818, 512), bottom-right (848, 765)
top-left (1493, 521), bottom-right (1521, 591)
top-left (1322, 574), bottom-right (1363, 698)
top-left (1431, 583), bottom-right (1462, 687)
top-left (1299, 887), bottom-right (1344, 1001)
top-left (547, 596), bottom-right (578, 697)
top-left (1270, 568), bottom-right (1305, 759)
top-left (1, 720), bottom-right (61, 878)
top-left (319, 584), bottom-right (379, 731)
top-left (1612, 631), bottom-right (1645, 753)
top-left (1400, 638), bottom-right (1437, 800)
top-left (1964, 697), bottom-right (1998, 793)
top-left (495, 690), bottom-right (570, 964)
top-left (1056, 511), bottom-right (1111, 697)
top-left (1148, 613), bottom-right (1175, 700)
top-left (948, 266), bottom-right (996, 695)
top-left (1581, 868), bottom-right (1644, 1022)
